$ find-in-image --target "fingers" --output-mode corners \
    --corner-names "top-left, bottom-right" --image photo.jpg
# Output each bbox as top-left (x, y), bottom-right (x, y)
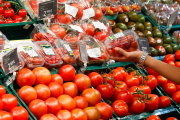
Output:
top-left (109, 56), bottom-right (128, 62)
top-left (114, 47), bottom-right (128, 57)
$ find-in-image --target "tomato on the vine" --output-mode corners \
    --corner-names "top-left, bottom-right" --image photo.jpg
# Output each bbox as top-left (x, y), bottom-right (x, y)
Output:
top-left (145, 94), bottom-right (159, 111)
top-left (3, 1), bottom-right (11, 9)
top-left (139, 85), bottom-right (151, 94)
top-left (143, 75), bottom-right (157, 90)
top-left (94, 31), bottom-right (108, 43)
top-left (116, 89), bottom-right (133, 105)
top-left (94, 8), bottom-right (102, 20)
top-left (88, 72), bottom-right (103, 88)
top-left (82, 24), bottom-right (95, 36)
top-left (18, 9), bottom-right (27, 17)
top-left (97, 83), bottom-right (114, 100)
top-left (109, 69), bottom-right (123, 81)
top-left (70, 3), bottom-right (83, 19)
top-left (129, 71), bottom-right (143, 84)
top-left (124, 75), bottom-right (139, 88)
top-left (4, 9), bottom-right (12, 18)
top-left (129, 97), bottom-right (145, 114)
top-left (0, 7), bottom-right (4, 14)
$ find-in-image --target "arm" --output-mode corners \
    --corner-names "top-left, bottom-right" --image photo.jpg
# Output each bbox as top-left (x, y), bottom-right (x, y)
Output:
top-left (106, 47), bottom-right (180, 85)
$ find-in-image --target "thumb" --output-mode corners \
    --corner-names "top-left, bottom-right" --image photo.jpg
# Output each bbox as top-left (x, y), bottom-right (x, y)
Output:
top-left (114, 47), bottom-right (127, 56)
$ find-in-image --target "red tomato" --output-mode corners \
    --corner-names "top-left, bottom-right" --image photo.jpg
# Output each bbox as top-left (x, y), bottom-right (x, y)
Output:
top-left (0, 7), bottom-right (3, 14)
top-left (57, 95), bottom-right (76, 111)
top-left (111, 100), bottom-right (129, 117)
top-left (97, 83), bottom-right (114, 100)
top-left (48, 82), bottom-right (63, 98)
top-left (9, 8), bottom-right (14, 16)
top-left (62, 82), bottom-right (78, 98)
top-left (146, 67), bottom-right (159, 77)
top-left (33, 67), bottom-right (51, 85)
top-left (143, 75), bottom-right (157, 90)
top-left (3, 1), bottom-right (11, 9)
top-left (128, 86), bottom-right (143, 97)
top-left (167, 61), bottom-right (175, 66)
top-left (34, 84), bottom-right (50, 101)
top-left (175, 61), bottom-right (180, 68)
top-left (18, 86), bottom-right (37, 104)
top-left (116, 90), bottom-right (133, 105)
top-left (139, 85), bottom-right (151, 94)
top-left (0, 85), bottom-right (6, 97)
top-left (156, 75), bottom-right (168, 87)
top-left (73, 96), bottom-right (88, 109)
top-left (73, 74), bottom-right (91, 92)
top-left (166, 117), bottom-right (178, 120)
top-left (0, 111), bottom-right (13, 120)
top-left (81, 88), bottom-right (101, 106)
top-left (129, 71), bottom-right (143, 84)
top-left (4, 19), bottom-right (13, 24)
top-left (1, 94), bottom-right (18, 111)
top-left (115, 81), bottom-right (128, 91)
top-left (159, 96), bottom-right (171, 108)
top-left (145, 94), bottom-right (159, 111)
top-left (0, 99), bottom-right (3, 110)
top-left (17, 68), bottom-right (36, 87)
top-left (65, 35), bottom-right (79, 42)
top-left (95, 102), bottom-right (113, 120)
top-left (172, 91), bottom-right (180, 104)
top-left (4, 9), bottom-right (11, 18)
top-left (59, 65), bottom-right (75, 82)
top-left (18, 9), bottom-right (27, 17)
top-left (82, 24), bottom-right (95, 36)
top-left (50, 24), bottom-right (67, 39)
top-left (94, 8), bottom-right (102, 20)
top-left (56, 110), bottom-right (74, 120)
top-left (40, 114), bottom-right (59, 120)
top-left (124, 75), bottom-right (139, 88)
top-left (163, 54), bottom-right (175, 63)
top-left (129, 97), bottom-right (145, 114)
top-left (29, 99), bottom-right (48, 119)
top-left (88, 72), bottom-right (103, 88)
top-left (55, 14), bottom-right (73, 24)
top-left (51, 74), bottom-right (63, 85)
top-left (94, 31), bottom-right (108, 43)
top-left (176, 84), bottom-right (180, 91)
top-left (116, 67), bottom-right (128, 78)
top-left (175, 50), bottom-right (180, 60)
top-left (71, 108), bottom-right (88, 120)
top-left (102, 73), bottom-right (115, 87)
top-left (147, 115), bottom-right (161, 120)
top-left (10, 106), bottom-right (29, 120)
top-left (163, 83), bottom-right (176, 96)
top-left (109, 69), bottom-right (123, 81)
top-left (84, 107), bottom-right (101, 120)
top-left (70, 3), bottom-right (83, 19)
top-left (45, 97), bottom-right (61, 115)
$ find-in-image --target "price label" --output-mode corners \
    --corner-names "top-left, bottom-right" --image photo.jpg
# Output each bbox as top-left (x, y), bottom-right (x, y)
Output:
top-left (78, 43), bottom-right (88, 63)
top-left (2, 48), bottom-right (20, 75)
top-left (2, 48), bottom-right (13, 54)
top-left (23, 46), bottom-right (38, 57)
top-left (137, 38), bottom-right (151, 54)
top-left (41, 44), bottom-right (55, 55)
top-left (108, 35), bottom-right (116, 40)
top-left (69, 25), bottom-right (83, 32)
top-left (63, 44), bottom-right (74, 56)
top-left (38, 0), bottom-right (57, 19)
top-left (92, 21), bottom-right (107, 31)
top-left (167, 8), bottom-right (179, 27)
top-left (82, 8), bottom-right (95, 20)
top-left (65, 4), bottom-right (78, 17)
top-left (87, 48), bottom-right (101, 58)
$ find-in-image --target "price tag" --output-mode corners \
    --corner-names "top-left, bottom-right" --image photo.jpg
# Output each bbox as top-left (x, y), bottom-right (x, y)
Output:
top-left (2, 48), bottom-right (20, 75)
top-left (41, 44), bottom-right (55, 55)
top-left (108, 35), bottom-right (116, 40)
top-left (65, 4), bottom-right (78, 17)
top-left (87, 48), bottom-right (101, 58)
top-left (92, 21), bottom-right (107, 31)
top-left (114, 32), bottom-right (124, 38)
top-left (2, 48), bottom-right (12, 54)
top-left (137, 38), bottom-right (151, 54)
top-left (78, 43), bottom-right (88, 63)
top-left (23, 24), bottom-right (31, 29)
top-left (23, 46), bottom-right (38, 57)
top-left (82, 8), bottom-right (95, 20)
top-left (63, 43), bottom-right (74, 56)
top-left (38, 0), bottom-right (57, 19)
top-left (69, 25), bottom-right (83, 32)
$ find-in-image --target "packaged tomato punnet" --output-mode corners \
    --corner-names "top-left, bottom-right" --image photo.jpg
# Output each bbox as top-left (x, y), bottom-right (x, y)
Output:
top-left (100, 1), bottom-right (119, 16)
top-left (105, 30), bottom-right (139, 57)
top-left (16, 42), bottom-right (44, 69)
top-left (34, 41), bottom-right (63, 68)
top-left (0, 31), bottom-right (9, 50)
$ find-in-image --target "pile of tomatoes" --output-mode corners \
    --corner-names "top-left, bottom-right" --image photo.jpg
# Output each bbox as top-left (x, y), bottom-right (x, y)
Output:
top-left (0, 0), bottom-right (27, 24)
top-left (0, 85), bottom-right (29, 120)
top-left (118, 4), bottom-right (141, 13)
top-left (101, 4), bottom-right (119, 16)
top-left (147, 115), bottom-right (178, 120)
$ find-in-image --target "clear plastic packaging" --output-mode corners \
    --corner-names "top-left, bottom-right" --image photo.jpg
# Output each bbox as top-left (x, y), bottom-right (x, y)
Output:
top-left (172, 30), bottom-right (180, 46)
top-left (0, 31), bottom-right (9, 50)
top-left (100, 1), bottom-right (119, 16)
top-left (17, 42), bottom-right (44, 69)
top-left (105, 30), bottom-right (139, 57)
top-left (34, 41), bottom-right (63, 68)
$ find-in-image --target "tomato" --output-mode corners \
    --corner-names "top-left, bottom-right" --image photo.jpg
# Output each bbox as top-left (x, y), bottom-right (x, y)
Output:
top-left (56, 110), bottom-right (74, 120)
top-left (48, 82), bottom-right (63, 98)
top-left (62, 82), bottom-right (78, 98)
top-left (88, 72), bottom-right (103, 88)
top-left (109, 69), bottom-right (123, 81)
top-left (40, 114), bottom-right (59, 120)
top-left (55, 14), bottom-right (72, 24)
top-left (70, 3), bottom-right (83, 19)
top-left (50, 24), bottom-right (66, 39)
top-left (102, 73), bottom-right (115, 87)
top-left (128, 86), bottom-right (143, 98)
top-left (1, 94), bottom-right (18, 111)
top-left (73, 74), bottom-right (91, 92)
top-left (18, 86), bottom-right (37, 104)
top-left (129, 71), bottom-right (143, 84)
top-left (97, 83), bottom-right (114, 100)
top-left (0, 111), bottom-right (13, 120)
top-left (166, 117), bottom-right (178, 120)
top-left (33, 67), bottom-right (51, 85)
top-left (0, 99), bottom-right (3, 110)
top-left (111, 100), bottom-right (128, 117)
top-left (172, 91), bottom-right (180, 104)
top-left (124, 75), bottom-right (139, 88)
top-left (51, 74), bottom-right (63, 85)
top-left (163, 83), bottom-right (176, 96)
top-left (29, 99), bottom-right (48, 119)
top-left (59, 65), bottom-right (75, 82)
top-left (0, 85), bottom-right (6, 97)
top-left (146, 67), bottom-right (159, 77)
top-left (94, 8), bottom-right (102, 20)
top-left (84, 107), bottom-right (101, 120)
top-left (45, 97), bottom-right (61, 115)
top-left (116, 67), bottom-right (128, 78)
top-left (65, 35), bottom-right (79, 42)
top-left (145, 94), bottom-right (159, 111)
top-left (9, 8), bottom-right (15, 16)
top-left (158, 96), bottom-right (171, 108)
top-left (81, 88), bottom-right (101, 106)
top-left (0, 19), bottom-right (4, 24)
top-left (95, 102), bottom-right (113, 120)
top-left (0, 0), bottom-right (2, 4)
top-left (10, 106), bottom-right (29, 120)
top-left (73, 96), bottom-right (88, 109)
top-left (94, 31), bottom-right (108, 43)
top-left (82, 24), bottom-right (95, 36)
top-left (175, 50), bottom-right (180, 60)
top-left (176, 84), bottom-right (180, 91)
top-left (116, 90), bottom-right (133, 105)
top-left (156, 75), bottom-right (168, 87)
top-left (12, 15), bottom-right (22, 22)
top-left (139, 85), bottom-right (151, 94)
top-left (17, 68), bottom-right (36, 87)
top-left (71, 108), bottom-right (88, 120)
top-left (115, 81), bottom-right (127, 91)
top-left (18, 9), bottom-right (27, 17)
top-left (4, 9), bottom-right (11, 18)
top-left (167, 61), bottom-right (175, 66)
top-left (3, 1), bottom-right (11, 9)
top-left (129, 97), bottom-right (145, 114)
top-left (34, 84), bottom-right (50, 101)
top-left (4, 19), bottom-right (13, 24)
top-left (131, 41), bottom-right (138, 49)
top-left (147, 115), bottom-right (161, 120)
top-left (0, 7), bottom-right (4, 14)
top-left (57, 95), bottom-right (76, 111)
top-left (163, 54), bottom-right (175, 63)
top-left (143, 75), bottom-right (157, 90)
top-left (175, 61), bottom-right (180, 68)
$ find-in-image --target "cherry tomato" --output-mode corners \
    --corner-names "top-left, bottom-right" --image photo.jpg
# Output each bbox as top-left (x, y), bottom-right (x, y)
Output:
top-left (18, 9), bottom-right (27, 17)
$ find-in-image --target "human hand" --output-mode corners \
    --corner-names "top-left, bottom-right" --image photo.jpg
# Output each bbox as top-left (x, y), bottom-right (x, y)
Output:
top-left (105, 47), bottom-right (143, 63)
